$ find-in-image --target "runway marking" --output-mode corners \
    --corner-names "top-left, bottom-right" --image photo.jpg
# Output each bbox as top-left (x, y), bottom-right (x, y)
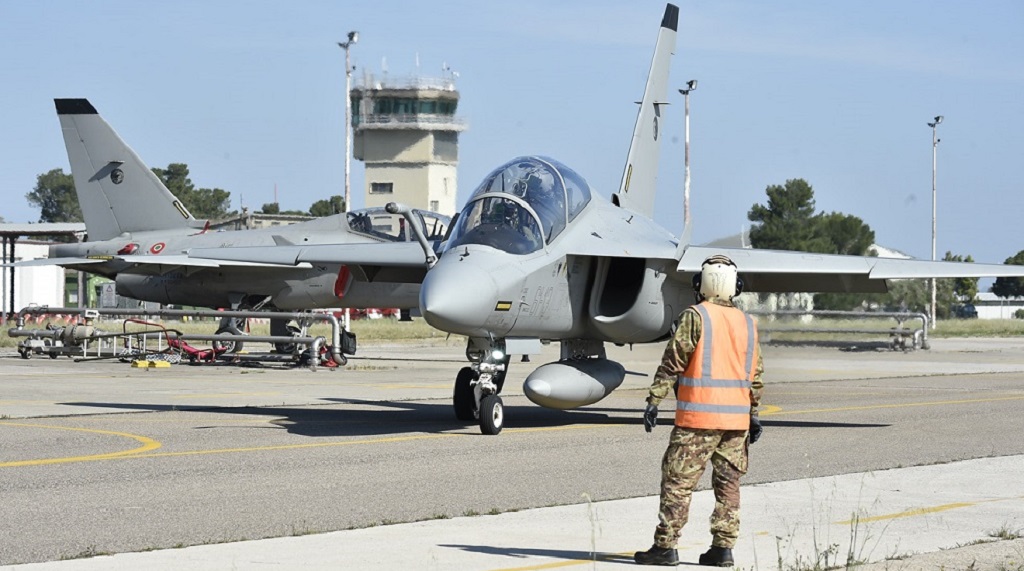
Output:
top-left (760, 394), bottom-right (1024, 416)
top-left (0, 423), bottom-right (612, 467)
top-left (0, 422), bottom-right (162, 468)
top-left (174, 392), bottom-right (281, 399)
top-left (836, 495), bottom-right (1024, 524)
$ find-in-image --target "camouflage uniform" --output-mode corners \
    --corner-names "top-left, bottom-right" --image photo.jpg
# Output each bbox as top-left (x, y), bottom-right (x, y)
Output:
top-left (646, 297), bottom-right (764, 549)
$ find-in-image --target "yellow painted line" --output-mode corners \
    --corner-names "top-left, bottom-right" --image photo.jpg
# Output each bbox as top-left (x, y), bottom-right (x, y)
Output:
top-left (760, 394), bottom-right (1024, 416)
top-left (0, 423), bottom-right (612, 468)
top-left (174, 392), bottom-right (281, 399)
top-left (489, 552), bottom-right (633, 571)
top-left (837, 502), bottom-right (975, 525)
top-left (0, 422), bottom-right (162, 468)
top-left (836, 495), bottom-right (1024, 525)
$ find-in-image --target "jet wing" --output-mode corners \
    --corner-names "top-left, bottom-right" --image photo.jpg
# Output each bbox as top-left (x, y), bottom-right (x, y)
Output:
top-left (118, 254), bottom-right (311, 269)
top-left (188, 241), bottom-right (431, 283)
top-left (678, 246), bottom-right (1024, 294)
top-left (188, 241), bottom-right (430, 267)
top-left (4, 257), bottom-right (108, 268)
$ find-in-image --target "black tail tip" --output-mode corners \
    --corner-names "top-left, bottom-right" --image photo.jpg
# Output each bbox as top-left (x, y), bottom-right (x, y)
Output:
top-left (55, 99), bottom-right (97, 115)
top-left (662, 3), bottom-right (679, 32)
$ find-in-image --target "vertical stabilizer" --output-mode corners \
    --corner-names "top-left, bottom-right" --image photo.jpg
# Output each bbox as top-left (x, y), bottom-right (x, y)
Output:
top-left (612, 3), bottom-right (677, 217)
top-left (55, 99), bottom-right (199, 241)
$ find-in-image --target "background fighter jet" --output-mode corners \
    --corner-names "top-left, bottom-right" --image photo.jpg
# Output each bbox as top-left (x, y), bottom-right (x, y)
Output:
top-left (191, 4), bottom-right (1024, 434)
top-left (15, 99), bottom-right (448, 341)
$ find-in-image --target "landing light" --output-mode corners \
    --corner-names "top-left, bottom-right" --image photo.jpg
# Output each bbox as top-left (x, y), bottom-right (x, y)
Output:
top-left (491, 349), bottom-right (505, 361)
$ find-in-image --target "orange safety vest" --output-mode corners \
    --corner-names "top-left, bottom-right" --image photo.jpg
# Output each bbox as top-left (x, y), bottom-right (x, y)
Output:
top-left (675, 301), bottom-right (759, 430)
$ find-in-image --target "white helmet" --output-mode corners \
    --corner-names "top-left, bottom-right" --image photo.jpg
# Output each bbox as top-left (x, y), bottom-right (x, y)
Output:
top-left (693, 254), bottom-right (741, 301)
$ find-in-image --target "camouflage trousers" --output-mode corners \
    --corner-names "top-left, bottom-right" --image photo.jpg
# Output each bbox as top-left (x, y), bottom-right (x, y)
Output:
top-left (653, 426), bottom-right (748, 549)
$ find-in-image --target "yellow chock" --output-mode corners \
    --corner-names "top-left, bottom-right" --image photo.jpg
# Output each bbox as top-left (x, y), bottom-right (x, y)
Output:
top-left (130, 360), bottom-right (172, 368)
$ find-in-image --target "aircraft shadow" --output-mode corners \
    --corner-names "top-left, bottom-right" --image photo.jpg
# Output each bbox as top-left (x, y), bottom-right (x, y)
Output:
top-left (438, 544), bottom-right (635, 566)
top-left (58, 401), bottom-right (886, 437)
top-left (60, 399), bottom-right (638, 438)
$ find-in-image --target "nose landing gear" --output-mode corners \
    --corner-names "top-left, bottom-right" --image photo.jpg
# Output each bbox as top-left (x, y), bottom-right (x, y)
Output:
top-left (452, 340), bottom-right (510, 435)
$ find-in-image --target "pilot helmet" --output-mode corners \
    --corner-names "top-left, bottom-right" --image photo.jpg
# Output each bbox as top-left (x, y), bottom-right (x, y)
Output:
top-left (692, 254), bottom-right (743, 301)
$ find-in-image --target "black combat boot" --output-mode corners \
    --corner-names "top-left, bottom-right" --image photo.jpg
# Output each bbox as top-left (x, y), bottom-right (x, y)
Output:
top-left (698, 545), bottom-right (734, 567)
top-left (633, 545), bottom-right (679, 566)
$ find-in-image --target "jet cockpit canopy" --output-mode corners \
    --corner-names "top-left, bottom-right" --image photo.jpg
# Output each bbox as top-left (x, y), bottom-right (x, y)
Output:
top-left (447, 156), bottom-right (592, 255)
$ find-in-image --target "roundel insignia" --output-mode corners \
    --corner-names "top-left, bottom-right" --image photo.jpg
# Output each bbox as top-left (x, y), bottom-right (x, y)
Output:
top-left (149, 242), bottom-right (166, 255)
top-left (110, 168), bottom-right (125, 184)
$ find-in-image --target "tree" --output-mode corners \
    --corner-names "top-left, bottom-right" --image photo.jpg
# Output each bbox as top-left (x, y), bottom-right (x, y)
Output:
top-left (25, 168), bottom-right (82, 223)
top-left (309, 195), bottom-right (346, 217)
top-left (992, 250), bottom-right (1024, 299)
top-left (817, 212), bottom-right (875, 256)
top-left (151, 163), bottom-right (232, 220)
top-left (748, 179), bottom-right (830, 252)
top-left (942, 252), bottom-right (978, 302)
top-left (261, 202), bottom-right (281, 214)
top-left (749, 179), bottom-right (882, 311)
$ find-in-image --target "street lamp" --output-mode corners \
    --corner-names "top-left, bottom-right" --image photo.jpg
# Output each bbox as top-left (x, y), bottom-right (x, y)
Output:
top-left (928, 114), bottom-right (943, 329)
top-left (678, 79), bottom-right (697, 230)
top-left (338, 31), bottom-right (359, 218)
top-left (338, 30), bottom-right (358, 330)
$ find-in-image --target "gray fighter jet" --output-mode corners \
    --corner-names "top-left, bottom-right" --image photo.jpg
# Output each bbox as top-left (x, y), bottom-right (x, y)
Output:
top-left (17, 99), bottom-right (447, 320)
top-left (191, 4), bottom-right (1024, 434)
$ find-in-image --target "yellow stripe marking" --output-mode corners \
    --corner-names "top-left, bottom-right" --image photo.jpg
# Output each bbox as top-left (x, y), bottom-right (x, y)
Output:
top-left (760, 394), bottom-right (1024, 416)
top-left (837, 502), bottom-right (975, 525)
top-left (836, 495), bottom-right (1024, 525)
top-left (0, 422), bottom-right (161, 468)
top-left (175, 392), bottom-right (280, 399)
top-left (0, 423), bottom-right (612, 468)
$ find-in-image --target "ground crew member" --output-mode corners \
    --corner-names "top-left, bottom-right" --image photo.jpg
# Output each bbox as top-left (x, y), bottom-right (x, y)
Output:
top-left (634, 254), bottom-right (764, 567)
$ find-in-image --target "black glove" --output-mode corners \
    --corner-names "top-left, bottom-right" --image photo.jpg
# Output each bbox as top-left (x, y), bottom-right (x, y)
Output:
top-left (643, 404), bottom-right (659, 432)
top-left (748, 411), bottom-right (762, 444)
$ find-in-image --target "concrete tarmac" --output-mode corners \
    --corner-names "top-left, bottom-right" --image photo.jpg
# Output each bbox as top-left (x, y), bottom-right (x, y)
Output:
top-left (2, 335), bottom-right (1024, 570)
top-left (5, 456), bottom-right (1024, 570)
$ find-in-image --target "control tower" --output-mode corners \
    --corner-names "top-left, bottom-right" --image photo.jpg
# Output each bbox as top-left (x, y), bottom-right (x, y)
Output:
top-left (351, 71), bottom-right (466, 216)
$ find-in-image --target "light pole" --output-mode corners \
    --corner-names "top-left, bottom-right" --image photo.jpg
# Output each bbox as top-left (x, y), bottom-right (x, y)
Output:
top-left (928, 114), bottom-right (943, 329)
top-left (678, 79), bottom-right (697, 229)
top-left (338, 30), bottom-right (358, 330)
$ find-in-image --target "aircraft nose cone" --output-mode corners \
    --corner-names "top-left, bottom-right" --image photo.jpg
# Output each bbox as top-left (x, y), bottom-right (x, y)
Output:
top-left (420, 258), bottom-right (499, 335)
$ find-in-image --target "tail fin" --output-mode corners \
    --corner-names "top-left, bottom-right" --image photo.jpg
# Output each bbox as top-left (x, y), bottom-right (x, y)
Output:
top-left (55, 99), bottom-right (201, 241)
top-left (612, 3), bottom-right (677, 218)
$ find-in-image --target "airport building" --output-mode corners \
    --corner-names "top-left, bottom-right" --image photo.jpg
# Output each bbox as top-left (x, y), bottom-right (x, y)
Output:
top-left (351, 71), bottom-right (466, 216)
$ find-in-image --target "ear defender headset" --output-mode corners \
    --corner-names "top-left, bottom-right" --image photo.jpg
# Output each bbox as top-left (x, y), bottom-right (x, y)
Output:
top-left (691, 254), bottom-right (744, 298)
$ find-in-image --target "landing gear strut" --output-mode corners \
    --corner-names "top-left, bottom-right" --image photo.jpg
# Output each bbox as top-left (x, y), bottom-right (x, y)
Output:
top-left (451, 338), bottom-right (510, 435)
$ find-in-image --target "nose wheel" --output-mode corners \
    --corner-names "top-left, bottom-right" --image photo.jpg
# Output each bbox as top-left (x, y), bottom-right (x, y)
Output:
top-left (451, 348), bottom-right (509, 434)
top-left (479, 395), bottom-right (504, 435)
top-left (453, 367), bottom-right (478, 421)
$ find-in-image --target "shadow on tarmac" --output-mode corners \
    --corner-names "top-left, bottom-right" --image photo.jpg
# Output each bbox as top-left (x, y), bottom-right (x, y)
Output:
top-left (59, 400), bottom-right (888, 437)
top-left (438, 544), bottom-right (636, 565)
top-left (59, 399), bottom-right (643, 437)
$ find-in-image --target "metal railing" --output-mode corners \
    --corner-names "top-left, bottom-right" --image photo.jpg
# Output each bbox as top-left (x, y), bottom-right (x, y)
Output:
top-left (8, 306), bottom-right (354, 368)
top-left (748, 309), bottom-right (930, 350)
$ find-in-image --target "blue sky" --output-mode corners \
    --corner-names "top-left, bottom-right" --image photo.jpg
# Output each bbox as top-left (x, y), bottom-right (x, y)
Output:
top-left (2, 0), bottom-right (1022, 266)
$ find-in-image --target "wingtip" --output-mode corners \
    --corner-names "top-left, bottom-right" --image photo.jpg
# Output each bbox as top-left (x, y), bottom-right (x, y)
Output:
top-left (54, 98), bottom-right (97, 115)
top-left (662, 3), bottom-right (679, 32)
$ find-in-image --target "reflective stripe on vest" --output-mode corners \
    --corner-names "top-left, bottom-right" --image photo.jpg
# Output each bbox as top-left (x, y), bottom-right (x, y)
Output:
top-left (675, 302), bottom-right (758, 430)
